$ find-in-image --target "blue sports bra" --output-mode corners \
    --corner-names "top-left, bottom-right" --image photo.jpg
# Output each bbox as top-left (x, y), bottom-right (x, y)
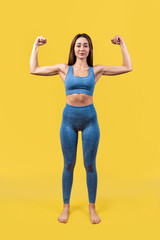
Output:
top-left (65, 65), bottom-right (95, 96)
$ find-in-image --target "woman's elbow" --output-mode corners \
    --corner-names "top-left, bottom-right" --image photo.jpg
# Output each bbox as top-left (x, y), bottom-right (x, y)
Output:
top-left (127, 67), bottom-right (133, 72)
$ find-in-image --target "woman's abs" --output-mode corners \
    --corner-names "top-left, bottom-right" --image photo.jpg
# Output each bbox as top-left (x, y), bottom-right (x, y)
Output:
top-left (66, 93), bottom-right (93, 106)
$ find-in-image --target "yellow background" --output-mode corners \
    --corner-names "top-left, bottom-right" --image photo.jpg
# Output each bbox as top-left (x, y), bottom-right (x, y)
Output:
top-left (0, 0), bottom-right (160, 239)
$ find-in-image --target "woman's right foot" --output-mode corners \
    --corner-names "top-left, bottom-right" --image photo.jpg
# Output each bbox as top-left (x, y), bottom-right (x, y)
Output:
top-left (58, 204), bottom-right (70, 223)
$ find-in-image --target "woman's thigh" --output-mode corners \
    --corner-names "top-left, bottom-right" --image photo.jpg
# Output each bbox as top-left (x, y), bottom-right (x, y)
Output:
top-left (81, 117), bottom-right (100, 167)
top-left (60, 120), bottom-right (78, 167)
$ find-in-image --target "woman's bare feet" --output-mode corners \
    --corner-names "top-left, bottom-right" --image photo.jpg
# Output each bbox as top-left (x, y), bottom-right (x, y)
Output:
top-left (89, 203), bottom-right (101, 224)
top-left (58, 204), bottom-right (70, 223)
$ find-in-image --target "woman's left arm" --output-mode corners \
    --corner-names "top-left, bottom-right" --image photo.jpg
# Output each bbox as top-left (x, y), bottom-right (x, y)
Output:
top-left (99, 35), bottom-right (133, 76)
top-left (117, 35), bottom-right (133, 71)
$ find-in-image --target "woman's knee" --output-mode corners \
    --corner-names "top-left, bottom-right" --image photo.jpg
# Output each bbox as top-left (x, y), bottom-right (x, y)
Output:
top-left (84, 163), bottom-right (95, 173)
top-left (65, 161), bottom-right (76, 171)
top-left (87, 164), bottom-right (94, 172)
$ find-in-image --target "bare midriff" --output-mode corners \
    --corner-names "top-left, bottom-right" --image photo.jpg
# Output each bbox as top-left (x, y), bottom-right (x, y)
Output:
top-left (66, 93), bottom-right (93, 106)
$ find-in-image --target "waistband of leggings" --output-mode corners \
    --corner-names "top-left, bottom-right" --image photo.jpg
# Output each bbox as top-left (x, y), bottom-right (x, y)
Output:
top-left (66, 103), bottom-right (94, 108)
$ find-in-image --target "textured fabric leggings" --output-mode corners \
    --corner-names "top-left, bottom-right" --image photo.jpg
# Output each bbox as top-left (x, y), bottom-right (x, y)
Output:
top-left (60, 103), bottom-right (100, 204)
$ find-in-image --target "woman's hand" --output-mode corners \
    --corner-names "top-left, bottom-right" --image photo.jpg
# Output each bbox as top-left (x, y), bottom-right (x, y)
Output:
top-left (111, 35), bottom-right (124, 46)
top-left (34, 36), bottom-right (47, 46)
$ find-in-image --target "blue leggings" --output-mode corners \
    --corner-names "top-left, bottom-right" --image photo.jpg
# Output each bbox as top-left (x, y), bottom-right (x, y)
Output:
top-left (60, 103), bottom-right (100, 204)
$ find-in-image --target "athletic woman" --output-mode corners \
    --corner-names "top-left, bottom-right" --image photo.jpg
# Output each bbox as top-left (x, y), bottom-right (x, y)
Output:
top-left (30, 33), bottom-right (132, 224)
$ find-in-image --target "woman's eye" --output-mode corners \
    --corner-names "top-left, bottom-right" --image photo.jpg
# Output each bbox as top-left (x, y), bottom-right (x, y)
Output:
top-left (77, 45), bottom-right (88, 47)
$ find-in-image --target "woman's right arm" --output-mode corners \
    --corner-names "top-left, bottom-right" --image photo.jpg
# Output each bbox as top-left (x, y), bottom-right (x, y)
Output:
top-left (30, 43), bottom-right (39, 74)
top-left (30, 36), bottom-right (62, 76)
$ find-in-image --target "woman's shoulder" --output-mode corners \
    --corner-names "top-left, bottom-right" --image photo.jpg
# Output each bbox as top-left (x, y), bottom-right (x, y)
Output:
top-left (59, 63), bottom-right (72, 73)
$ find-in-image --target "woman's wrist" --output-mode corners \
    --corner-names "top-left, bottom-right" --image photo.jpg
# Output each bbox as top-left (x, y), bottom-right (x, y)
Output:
top-left (120, 41), bottom-right (126, 48)
top-left (33, 43), bottom-right (39, 48)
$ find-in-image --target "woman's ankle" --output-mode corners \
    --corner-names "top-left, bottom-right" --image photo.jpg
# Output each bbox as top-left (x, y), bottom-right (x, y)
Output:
top-left (89, 203), bottom-right (95, 209)
top-left (63, 203), bottom-right (70, 208)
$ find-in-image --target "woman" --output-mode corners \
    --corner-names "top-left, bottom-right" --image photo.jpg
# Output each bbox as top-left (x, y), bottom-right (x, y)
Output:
top-left (30, 33), bottom-right (133, 224)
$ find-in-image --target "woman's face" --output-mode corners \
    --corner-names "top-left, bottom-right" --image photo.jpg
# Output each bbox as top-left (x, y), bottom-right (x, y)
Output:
top-left (74, 37), bottom-right (90, 60)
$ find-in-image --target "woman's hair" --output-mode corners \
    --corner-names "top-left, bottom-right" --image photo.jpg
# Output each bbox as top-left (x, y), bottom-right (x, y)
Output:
top-left (67, 33), bottom-right (93, 67)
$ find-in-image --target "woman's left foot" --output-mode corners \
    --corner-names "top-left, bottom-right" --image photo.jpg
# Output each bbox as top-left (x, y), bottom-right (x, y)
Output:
top-left (89, 204), bottom-right (101, 224)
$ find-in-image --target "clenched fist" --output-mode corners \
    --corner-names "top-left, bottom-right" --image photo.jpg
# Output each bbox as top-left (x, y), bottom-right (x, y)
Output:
top-left (111, 35), bottom-right (124, 46)
top-left (34, 36), bottom-right (47, 46)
